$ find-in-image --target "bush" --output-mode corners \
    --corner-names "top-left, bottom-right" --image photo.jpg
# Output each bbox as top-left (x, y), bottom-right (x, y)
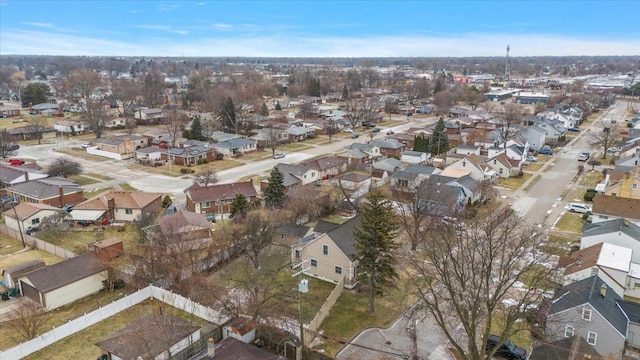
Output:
top-left (197, 159), bottom-right (204, 165)
top-left (216, 153), bottom-right (224, 160)
top-left (577, 165), bottom-right (584, 174)
top-left (180, 168), bottom-right (195, 174)
top-left (584, 189), bottom-right (596, 202)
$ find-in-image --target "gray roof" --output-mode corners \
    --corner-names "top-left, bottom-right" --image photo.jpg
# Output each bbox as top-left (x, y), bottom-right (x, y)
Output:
top-left (373, 158), bottom-right (403, 172)
top-left (345, 143), bottom-right (376, 152)
top-left (8, 178), bottom-right (83, 200)
top-left (94, 135), bottom-right (146, 146)
top-left (341, 148), bottom-right (368, 159)
top-left (135, 146), bottom-right (164, 154)
top-left (548, 275), bottom-right (627, 336)
top-left (326, 216), bottom-right (361, 258)
top-left (287, 126), bottom-right (314, 136)
top-left (448, 174), bottom-right (479, 193)
top-left (582, 218), bottom-right (640, 240)
top-left (404, 165), bottom-right (437, 175)
top-left (279, 224), bottom-right (311, 238)
top-left (402, 151), bottom-right (426, 157)
top-left (0, 164), bottom-right (46, 184)
top-left (617, 299), bottom-right (640, 324)
top-left (314, 220), bottom-right (340, 234)
top-left (370, 138), bottom-right (403, 150)
top-left (24, 253), bottom-right (106, 293)
top-left (215, 137), bottom-right (255, 149)
top-left (168, 144), bottom-right (212, 157)
top-left (276, 163), bottom-right (312, 178)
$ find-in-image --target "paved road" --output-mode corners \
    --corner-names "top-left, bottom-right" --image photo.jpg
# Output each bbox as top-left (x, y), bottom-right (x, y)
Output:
top-left (337, 308), bottom-right (453, 360)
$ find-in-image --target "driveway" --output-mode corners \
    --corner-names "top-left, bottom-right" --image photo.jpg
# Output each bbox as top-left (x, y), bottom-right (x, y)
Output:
top-left (337, 309), bottom-right (453, 360)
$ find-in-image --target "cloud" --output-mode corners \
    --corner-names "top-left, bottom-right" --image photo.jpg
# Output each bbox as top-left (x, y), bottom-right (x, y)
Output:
top-left (21, 22), bottom-right (53, 28)
top-left (1, 29), bottom-right (639, 57)
top-left (194, 2), bottom-right (206, 5)
top-left (211, 23), bottom-right (233, 30)
top-left (158, 3), bottom-right (181, 12)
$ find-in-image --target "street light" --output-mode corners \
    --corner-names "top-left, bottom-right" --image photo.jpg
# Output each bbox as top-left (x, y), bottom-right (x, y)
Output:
top-left (297, 278), bottom-right (309, 350)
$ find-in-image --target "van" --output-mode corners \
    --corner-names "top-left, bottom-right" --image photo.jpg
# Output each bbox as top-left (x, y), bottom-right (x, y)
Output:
top-left (567, 203), bottom-right (592, 214)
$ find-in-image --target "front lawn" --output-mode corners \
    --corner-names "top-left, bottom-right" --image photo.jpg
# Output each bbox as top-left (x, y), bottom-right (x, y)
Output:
top-left (68, 175), bottom-right (100, 186)
top-left (496, 173), bottom-right (532, 191)
top-left (553, 212), bottom-right (585, 233)
top-left (580, 171), bottom-right (604, 188)
top-left (83, 186), bottom-right (114, 199)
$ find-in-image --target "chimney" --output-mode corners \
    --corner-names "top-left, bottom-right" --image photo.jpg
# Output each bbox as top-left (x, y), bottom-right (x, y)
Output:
top-left (600, 284), bottom-right (607, 298)
top-left (207, 337), bottom-right (215, 357)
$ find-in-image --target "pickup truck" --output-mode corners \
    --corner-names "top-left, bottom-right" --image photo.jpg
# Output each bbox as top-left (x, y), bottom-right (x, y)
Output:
top-left (486, 334), bottom-right (527, 360)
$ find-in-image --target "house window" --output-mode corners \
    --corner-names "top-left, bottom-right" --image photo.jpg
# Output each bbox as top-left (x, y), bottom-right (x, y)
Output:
top-left (31, 218), bottom-right (40, 225)
top-left (587, 331), bottom-right (597, 345)
top-left (202, 202), bottom-right (211, 209)
top-left (398, 179), bottom-right (408, 188)
top-left (564, 325), bottom-right (574, 337)
top-left (633, 183), bottom-right (638, 190)
top-left (335, 266), bottom-right (342, 275)
top-left (591, 268), bottom-right (598, 276)
top-left (598, 215), bottom-right (608, 220)
top-left (311, 259), bottom-right (318, 267)
top-left (281, 233), bottom-right (285, 240)
top-left (582, 308), bottom-right (592, 321)
top-left (125, 209), bottom-right (133, 215)
top-left (295, 250), bottom-right (300, 259)
top-left (323, 245), bottom-right (328, 255)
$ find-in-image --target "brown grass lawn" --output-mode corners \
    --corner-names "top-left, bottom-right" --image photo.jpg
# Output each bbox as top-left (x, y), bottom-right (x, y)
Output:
top-left (37, 224), bottom-right (141, 254)
top-left (554, 212), bottom-right (585, 233)
top-left (523, 162), bottom-right (544, 172)
top-left (0, 235), bottom-right (63, 269)
top-left (54, 148), bottom-right (111, 162)
top-left (21, 299), bottom-right (210, 360)
top-left (239, 150), bottom-right (271, 161)
top-left (67, 174), bottom-right (100, 186)
top-left (118, 183), bottom-right (138, 191)
top-left (496, 173), bottom-right (532, 191)
top-left (580, 171), bottom-right (604, 188)
top-left (0, 289), bottom-right (134, 351)
top-left (83, 186), bottom-right (115, 199)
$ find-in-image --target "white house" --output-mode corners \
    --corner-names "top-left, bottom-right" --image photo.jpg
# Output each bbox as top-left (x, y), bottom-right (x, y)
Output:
top-left (3, 202), bottom-right (61, 233)
top-left (401, 151), bottom-right (429, 165)
top-left (445, 154), bottom-right (495, 181)
top-left (581, 218), bottom-right (640, 263)
top-left (54, 120), bottom-right (85, 134)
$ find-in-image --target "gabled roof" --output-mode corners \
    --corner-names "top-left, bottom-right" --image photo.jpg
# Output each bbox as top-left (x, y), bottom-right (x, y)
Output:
top-left (4, 202), bottom-right (60, 220)
top-left (204, 337), bottom-right (286, 360)
top-left (215, 137), bottom-right (256, 148)
top-left (591, 194), bottom-right (640, 220)
top-left (168, 144), bottom-right (213, 157)
top-left (464, 154), bottom-right (491, 172)
top-left (370, 138), bottom-right (404, 150)
top-left (24, 253), bottom-right (106, 293)
top-left (582, 217), bottom-right (640, 239)
top-left (94, 135), bottom-right (146, 146)
top-left (184, 182), bottom-right (258, 203)
top-left (340, 172), bottom-right (370, 182)
top-left (529, 335), bottom-right (603, 360)
top-left (158, 210), bottom-right (211, 234)
top-left (2, 259), bottom-right (46, 278)
top-left (96, 313), bottom-right (200, 360)
top-left (373, 157), bottom-right (403, 172)
top-left (301, 156), bottom-right (347, 171)
top-left (287, 126), bottom-right (314, 136)
top-left (488, 153), bottom-right (520, 169)
top-left (345, 142), bottom-right (377, 152)
top-left (564, 242), bottom-right (632, 276)
top-left (448, 175), bottom-right (479, 192)
top-left (617, 299), bottom-right (640, 324)
top-left (75, 190), bottom-right (162, 211)
top-left (548, 275), bottom-right (627, 336)
top-left (340, 148), bottom-right (368, 159)
top-left (8, 178), bottom-right (83, 200)
top-left (314, 220), bottom-right (340, 234)
top-left (278, 224), bottom-right (311, 238)
top-left (326, 216), bottom-right (360, 258)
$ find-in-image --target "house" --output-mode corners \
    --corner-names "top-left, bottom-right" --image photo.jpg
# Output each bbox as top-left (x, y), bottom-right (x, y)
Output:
top-left (416, 176), bottom-right (468, 217)
top-left (401, 150), bottom-right (429, 165)
top-left (519, 125), bottom-right (547, 151)
top-left (390, 165), bottom-right (438, 191)
top-left (2, 202), bottom-right (62, 233)
top-left (2, 259), bottom-right (46, 289)
top-left (339, 172), bottom-right (371, 200)
top-left (54, 120), bottom-right (85, 135)
top-left (0, 163), bottom-right (48, 187)
top-left (445, 154), bottom-right (495, 181)
top-left (338, 148), bottom-right (369, 165)
top-left (445, 175), bottom-right (481, 204)
top-left (561, 242), bottom-right (632, 298)
top-left (6, 177), bottom-right (84, 208)
top-left (533, 118), bottom-right (566, 143)
top-left (388, 132), bottom-right (416, 150)
top-left (250, 128), bottom-right (288, 148)
top-left (287, 126), bottom-right (315, 142)
top-left (291, 216), bottom-right (361, 288)
top-left (30, 102), bottom-right (60, 115)
top-left (204, 337), bottom-right (287, 360)
top-left (373, 158), bottom-right (404, 173)
top-left (514, 92), bottom-right (549, 105)
top-left (276, 224), bottom-right (312, 246)
top-left (134, 108), bottom-right (165, 123)
top-left (18, 253), bottom-right (107, 310)
top-left (158, 210), bottom-right (213, 244)
top-left (344, 143), bottom-right (381, 160)
top-left (273, 163), bottom-right (319, 189)
top-left (213, 138), bottom-right (257, 156)
top-left (603, 168), bottom-right (640, 199)
top-left (544, 276), bottom-right (627, 359)
top-left (370, 138), bottom-right (405, 158)
top-left (89, 135), bottom-right (148, 160)
top-left (616, 300), bottom-right (640, 349)
top-left (581, 218), bottom-right (640, 263)
top-left (300, 156), bottom-right (348, 180)
top-left (184, 181), bottom-right (258, 220)
top-left (454, 145), bottom-right (481, 156)
top-left (591, 194), bottom-right (640, 225)
top-left (135, 146), bottom-right (165, 162)
top-left (0, 102), bottom-right (21, 118)
top-left (167, 144), bottom-right (216, 165)
top-left (88, 237), bottom-right (124, 262)
top-left (70, 190), bottom-right (163, 223)
top-left (487, 153), bottom-right (521, 178)
top-left (614, 148), bottom-right (640, 172)
top-left (529, 336), bottom-right (603, 360)
top-left (96, 313), bottom-right (201, 360)
top-left (4, 125), bottom-right (56, 141)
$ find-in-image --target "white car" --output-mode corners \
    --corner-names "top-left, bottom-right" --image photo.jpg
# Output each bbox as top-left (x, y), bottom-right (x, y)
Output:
top-left (81, 143), bottom-right (91, 148)
top-left (273, 153), bottom-right (285, 159)
top-left (607, 147), bottom-right (620, 154)
top-left (567, 203), bottom-right (592, 214)
top-left (342, 128), bottom-right (353, 133)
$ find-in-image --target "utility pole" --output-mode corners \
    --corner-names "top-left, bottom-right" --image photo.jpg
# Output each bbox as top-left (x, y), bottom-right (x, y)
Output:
top-left (5, 197), bottom-right (26, 248)
top-left (504, 45), bottom-right (510, 82)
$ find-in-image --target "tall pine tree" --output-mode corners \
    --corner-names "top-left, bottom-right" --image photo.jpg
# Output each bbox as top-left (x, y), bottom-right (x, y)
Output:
top-left (260, 102), bottom-right (269, 116)
top-left (274, 101), bottom-right (282, 111)
top-left (264, 167), bottom-right (286, 209)
top-left (413, 134), bottom-right (430, 153)
top-left (353, 190), bottom-right (399, 313)
top-left (230, 193), bottom-right (248, 221)
top-left (307, 78), bottom-right (321, 97)
top-left (189, 116), bottom-right (204, 140)
top-left (220, 97), bottom-right (236, 133)
top-left (429, 118), bottom-right (450, 156)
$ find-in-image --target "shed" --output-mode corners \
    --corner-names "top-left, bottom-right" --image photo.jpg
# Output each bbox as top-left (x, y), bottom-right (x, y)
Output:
top-left (89, 237), bottom-right (124, 261)
top-left (2, 259), bottom-right (46, 289)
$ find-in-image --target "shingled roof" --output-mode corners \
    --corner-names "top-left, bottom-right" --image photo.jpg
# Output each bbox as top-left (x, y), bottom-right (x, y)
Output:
top-left (591, 194), bottom-right (640, 221)
top-left (75, 190), bottom-right (162, 210)
top-left (184, 181), bottom-right (257, 203)
top-left (24, 253), bottom-right (106, 293)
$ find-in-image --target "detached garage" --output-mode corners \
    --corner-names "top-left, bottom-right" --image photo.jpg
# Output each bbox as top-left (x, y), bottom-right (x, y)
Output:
top-left (18, 253), bottom-right (107, 310)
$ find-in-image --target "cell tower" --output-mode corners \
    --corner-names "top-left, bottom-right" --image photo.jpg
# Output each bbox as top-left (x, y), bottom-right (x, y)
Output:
top-left (504, 45), bottom-right (510, 82)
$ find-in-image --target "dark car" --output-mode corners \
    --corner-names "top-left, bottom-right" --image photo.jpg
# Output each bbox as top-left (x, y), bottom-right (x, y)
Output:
top-left (486, 334), bottom-right (527, 360)
top-left (538, 148), bottom-right (553, 155)
top-left (567, 127), bottom-right (580, 132)
top-left (372, 127), bottom-right (381, 133)
top-left (8, 144), bottom-right (19, 151)
top-left (351, 133), bottom-right (360, 139)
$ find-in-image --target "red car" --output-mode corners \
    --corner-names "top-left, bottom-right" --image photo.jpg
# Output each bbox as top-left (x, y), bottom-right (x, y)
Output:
top-left (9, 159), bottom-right (25, 166)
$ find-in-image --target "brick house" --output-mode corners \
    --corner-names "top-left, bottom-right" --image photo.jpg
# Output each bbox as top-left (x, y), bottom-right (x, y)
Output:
top-left (184, 181), bottom-right (259, 220)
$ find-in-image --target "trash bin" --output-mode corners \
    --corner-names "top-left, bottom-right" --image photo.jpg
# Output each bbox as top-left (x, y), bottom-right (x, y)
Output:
top-left (1, 291), bottom-right (9, 301)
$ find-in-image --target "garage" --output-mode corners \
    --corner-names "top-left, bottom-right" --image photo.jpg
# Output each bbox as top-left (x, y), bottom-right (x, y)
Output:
top-left (19, 280), bottom-right (42, 307)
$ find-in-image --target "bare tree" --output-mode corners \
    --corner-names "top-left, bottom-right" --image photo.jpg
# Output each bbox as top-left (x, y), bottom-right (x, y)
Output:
top-left (164, 109), bottom-right (187, 148)
top-left (26, 116), bottom-right (49, 144)
top-left (432, 91), bottom-right (454, 116)
top-left (0, 130), bottom-right (19, 158)
top-left (66, 69), bottom-right (105, 138)
top-left (195, 168), bottom-right (219, 185)
top-left (110, 77), bottom-right (141, 117)
top-left (297, 102), bottom-right (315, 120)
top-left (407, 207), bottom-right (552, 360)
top-left (323, 121), bottom-right (340, 143)
top-left (47, 158), bottom-right (82, 178)
top-left (141, 69), bottom-right (165, 108)
top-left (589, 124), bottom-right (619, 159)
top-left (235, 210), bottom-right (278, 269)
top-left (7, 299), bottom-right (49, 341)
top-left (344, 96), bottom-right (380, 129)
top-left (497, 103), bottom-right (524, 148)
top-left (263, 126), bottom-right (283, 157)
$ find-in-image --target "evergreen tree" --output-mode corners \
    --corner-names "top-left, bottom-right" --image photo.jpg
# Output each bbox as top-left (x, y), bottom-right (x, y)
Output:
top-left (413, 134), bottom-right (430, 153)
top-left (260, 102), bottom-right (269, 116)
top-left (230, 193), bottom-right (248, 220)
top-left (264, 167), bottom-right (286, 209)
top-left (21, 83), bottom-right (51, 108)
top-left (433, 77), bottom-right (444, 94)
top-left (307, 78), bottom-right (321, 97)
top-left (353, 191), bottom-right (399, 313)
top-left (189, 116), bottom-right (204, 140)
top-left (429, 118), bottom-right (450, 156)
top-left (342, 84), bottom-right (349, 100)
top-left (274, 101), bottom-right (282, 111)
top-left (220, 97), bottom-right (236, 133)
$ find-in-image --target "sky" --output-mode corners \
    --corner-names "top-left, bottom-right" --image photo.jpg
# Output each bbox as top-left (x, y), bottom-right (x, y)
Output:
top-left (1, 0), bottom-right (639, 57)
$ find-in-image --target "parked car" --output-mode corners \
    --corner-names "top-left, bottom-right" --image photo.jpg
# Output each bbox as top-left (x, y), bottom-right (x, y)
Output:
top-left (538, 148), bottom-right (553, 155)
top-left (567, 202), bottom-right (592, 214)
top-left (567, 127), bottom-right (580, 132)
top-left (578, 151), bottom-right (590, 161)
top-left (273, 153), bottom-right (285, 159)
top-left (7, 144), bottom-right (19, 151)
top-left (81, 142), bottom-right (91, 148)
top-left (342, 128), bottom-right (353, 133)
top-left (372, 128), bottom-right (381, 133)
top-left (386, 129), bottom-right (395, 135)
top-left (9, 159), bottom-right (25, 166)
top-left (351, 133), bottom-right (360, 139)
top-left (607, 147), bottom-right (621, 154)
top-left (485, 334), bottom-right (527, 360)
top-left (526, 155), bottom-right (537, 162)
